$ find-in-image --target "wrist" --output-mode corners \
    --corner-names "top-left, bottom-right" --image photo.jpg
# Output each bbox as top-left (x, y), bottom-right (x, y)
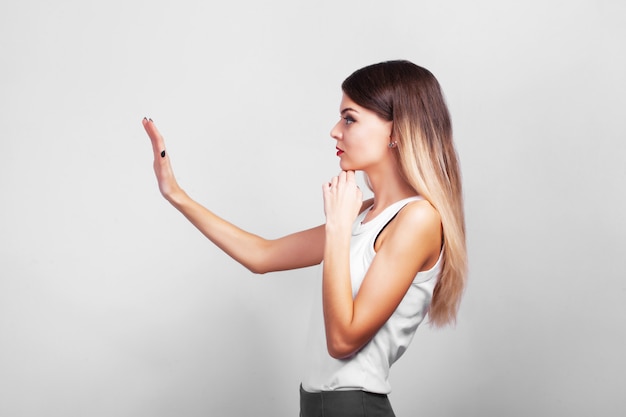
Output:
top-left (165, 187), bottom-right (189, 207)
top-left (324, 222), bottom-right (352, 248)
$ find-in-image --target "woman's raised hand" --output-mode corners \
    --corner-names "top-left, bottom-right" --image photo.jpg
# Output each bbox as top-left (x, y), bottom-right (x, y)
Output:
top-left (322, 171), bottom-right (363, 232)
top-left (142, 118), bottom-right (183, 202)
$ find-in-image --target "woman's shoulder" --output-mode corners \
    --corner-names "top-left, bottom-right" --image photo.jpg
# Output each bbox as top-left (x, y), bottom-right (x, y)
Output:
top-left (397, 198), bottom-right (441, 229)
top-left (375, 198), bottom-right (441, 260)
top-left (374, 199), bottom-right (443, 273)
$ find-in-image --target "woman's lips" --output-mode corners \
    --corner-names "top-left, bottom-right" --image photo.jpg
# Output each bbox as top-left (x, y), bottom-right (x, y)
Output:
top-left (336, 148), bottom-right (344, 156)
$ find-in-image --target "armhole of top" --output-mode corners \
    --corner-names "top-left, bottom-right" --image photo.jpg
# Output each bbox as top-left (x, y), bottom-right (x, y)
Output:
top-left (373, 210), bottom-right (402, 250)
top-left (372, 198), bottom-right (424, 250)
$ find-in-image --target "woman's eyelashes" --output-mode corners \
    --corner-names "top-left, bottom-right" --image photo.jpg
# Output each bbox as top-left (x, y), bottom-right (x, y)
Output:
top-left (342, 115), bottom-right (356, 125)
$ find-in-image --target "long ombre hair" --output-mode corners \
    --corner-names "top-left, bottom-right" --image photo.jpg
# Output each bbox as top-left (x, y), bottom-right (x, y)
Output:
top-left (342, 60), bottom-right (467, 327)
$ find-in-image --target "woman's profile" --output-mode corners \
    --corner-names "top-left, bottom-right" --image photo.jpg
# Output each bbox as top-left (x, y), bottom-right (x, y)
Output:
top-left (142, 60), bottom-right (467, 417)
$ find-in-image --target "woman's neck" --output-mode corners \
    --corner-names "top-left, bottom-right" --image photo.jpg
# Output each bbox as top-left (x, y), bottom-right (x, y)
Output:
top-left (362, 165), bottom-right (417, 221)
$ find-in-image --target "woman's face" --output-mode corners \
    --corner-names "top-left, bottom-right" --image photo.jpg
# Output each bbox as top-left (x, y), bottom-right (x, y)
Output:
top-left (330, 94), bottom-right (393, 172)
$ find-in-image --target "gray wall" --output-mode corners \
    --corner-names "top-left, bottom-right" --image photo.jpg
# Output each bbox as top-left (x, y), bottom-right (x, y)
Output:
top-left (1, 0), bottom-right (624, 416)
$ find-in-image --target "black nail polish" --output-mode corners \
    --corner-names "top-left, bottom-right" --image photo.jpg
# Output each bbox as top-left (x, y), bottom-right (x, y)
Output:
top-left (161, 150), bottom-right (166, 158)
top-left (149, 118), bottom-right (153, 122)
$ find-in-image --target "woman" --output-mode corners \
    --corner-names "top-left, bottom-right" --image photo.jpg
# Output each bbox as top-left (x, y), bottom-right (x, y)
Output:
top-left (142, 60), bottom-right (467, 417)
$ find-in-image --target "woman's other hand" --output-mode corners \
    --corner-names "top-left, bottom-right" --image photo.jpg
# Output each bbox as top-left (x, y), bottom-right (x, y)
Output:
top-left (322, 170), bottom-right (363, 232)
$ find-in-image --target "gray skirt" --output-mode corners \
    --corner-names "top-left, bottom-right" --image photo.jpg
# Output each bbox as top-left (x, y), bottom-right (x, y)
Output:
top-left (300, 385), bottom-right (396, 417)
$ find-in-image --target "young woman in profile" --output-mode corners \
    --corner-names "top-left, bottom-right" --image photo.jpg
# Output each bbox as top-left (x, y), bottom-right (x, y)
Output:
top-left (142, 60), bottom-right (467, 417)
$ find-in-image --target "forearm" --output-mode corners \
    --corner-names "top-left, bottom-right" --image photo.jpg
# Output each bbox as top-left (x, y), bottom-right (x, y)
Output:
top-left (143, 118), bottom-right (294, 274)
top-left (322, 226), bottom-right (358, 358)
top-left (167, 189), bottom-right (270, 273)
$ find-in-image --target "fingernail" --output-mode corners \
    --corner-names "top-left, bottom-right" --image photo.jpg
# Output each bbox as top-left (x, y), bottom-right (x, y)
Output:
top-left (149, 118), bottom-right (153, 122)
top-left (143, 117), bottom-right (147, 121)
top-left (161, 150), bottom-right (166, 158)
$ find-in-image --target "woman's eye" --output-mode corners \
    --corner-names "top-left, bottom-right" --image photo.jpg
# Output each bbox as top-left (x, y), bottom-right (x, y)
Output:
top-left (343, 116), bottom-right (355, 125)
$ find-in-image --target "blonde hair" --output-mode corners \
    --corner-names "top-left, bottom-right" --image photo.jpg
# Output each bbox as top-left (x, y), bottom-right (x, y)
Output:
top-left (342, 60), bottom-right (467, 326)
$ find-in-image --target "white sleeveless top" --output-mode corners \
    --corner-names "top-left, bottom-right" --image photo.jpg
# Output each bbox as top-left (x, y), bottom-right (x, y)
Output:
top-left (301, 197), bottom-right (442, 394)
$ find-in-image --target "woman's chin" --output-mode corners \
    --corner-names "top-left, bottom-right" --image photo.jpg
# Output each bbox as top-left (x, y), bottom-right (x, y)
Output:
top-left (339, 160), bottom-right (353, 171)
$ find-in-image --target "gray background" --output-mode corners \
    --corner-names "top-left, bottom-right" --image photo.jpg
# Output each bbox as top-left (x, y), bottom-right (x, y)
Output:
top-left (1, 0), bottom-right (625, 416)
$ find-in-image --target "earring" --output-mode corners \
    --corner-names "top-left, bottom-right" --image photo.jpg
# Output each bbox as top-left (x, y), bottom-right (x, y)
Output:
top-left (388, 141), bottom-right (397, 149)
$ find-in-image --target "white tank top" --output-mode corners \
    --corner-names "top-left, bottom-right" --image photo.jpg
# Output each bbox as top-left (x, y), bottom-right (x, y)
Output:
top-left (301, 196), bottom-right (442, 394)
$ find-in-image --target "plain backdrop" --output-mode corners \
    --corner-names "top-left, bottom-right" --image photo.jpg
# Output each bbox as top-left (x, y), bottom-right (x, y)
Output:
top-left (1, 0), bottom-right (625, 416)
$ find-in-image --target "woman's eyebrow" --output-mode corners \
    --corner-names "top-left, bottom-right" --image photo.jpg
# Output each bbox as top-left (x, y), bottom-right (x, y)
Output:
top-left (340, 107), bottom-right (359, 115)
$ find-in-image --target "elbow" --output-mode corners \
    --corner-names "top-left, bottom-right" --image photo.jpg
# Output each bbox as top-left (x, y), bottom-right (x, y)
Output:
top-left (325, 323), bottom-right (367, 359)
top-left (241, 243), bottom-right (272, 275)
top-left (326, 337), bottom-right (359, 359)
top-left (244, 260), bottom-right (270, 275)
top-left (243, 239), bottom-right (277, 275)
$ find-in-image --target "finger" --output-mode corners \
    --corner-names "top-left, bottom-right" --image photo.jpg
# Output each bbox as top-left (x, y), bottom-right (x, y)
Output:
top-left (345, 170), bottom-right (356, 182)
top-left (142, 117), bottom-right (167, 159)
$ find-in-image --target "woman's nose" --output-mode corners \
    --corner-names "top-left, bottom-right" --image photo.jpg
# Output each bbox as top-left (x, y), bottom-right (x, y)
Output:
top-left (330, 121), bottom-right (342, 140)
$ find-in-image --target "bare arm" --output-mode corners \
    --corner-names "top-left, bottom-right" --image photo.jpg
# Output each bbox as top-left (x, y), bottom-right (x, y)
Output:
top-left (142, 118), bottom-right (324, 273)
top-left (322, 171), bottom-right (441, 358)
